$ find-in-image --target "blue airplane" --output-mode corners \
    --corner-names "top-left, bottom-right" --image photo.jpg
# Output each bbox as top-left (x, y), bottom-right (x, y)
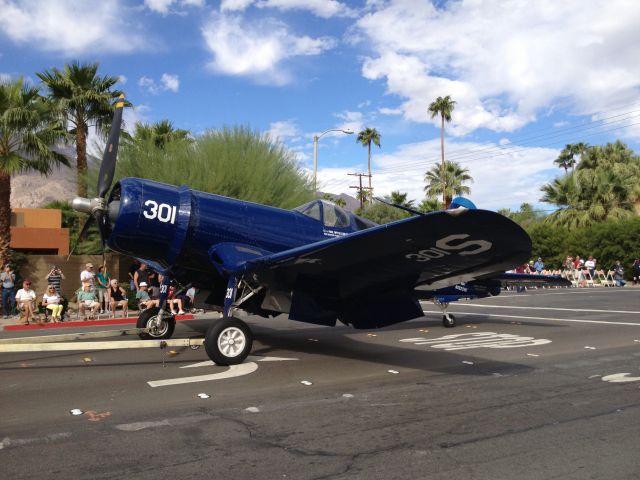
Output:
top-left (72, 97), bottom-right (566, 365)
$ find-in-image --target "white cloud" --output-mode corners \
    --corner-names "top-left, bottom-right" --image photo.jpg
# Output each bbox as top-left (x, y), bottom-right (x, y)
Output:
top-left (160, 73), bottom-right (180, 92)
top-left (202, 12), bottom-right (336, 85)
top-left (255, 0), bottom-right (357, 18)
top-left (118, 75), bottom-right (128, 85)
top-left (144, 0), bottom-right (204, 14)
top-left (0, 0), bottom-right (147, 54)
top-left (138, 74), bottom-right (180, 94)
top-left (267, 119), bottom-right (299, 141)
top-left (0, 73), bottom-right (11, 83)
top-left (355, 0), bottom-right (640, 136)
top-left (379, 107), bottom-right (402, 115)
top-left (221, 0), bottom-right (254, 11)
top-left (318, 138), bottom-right (559, 210)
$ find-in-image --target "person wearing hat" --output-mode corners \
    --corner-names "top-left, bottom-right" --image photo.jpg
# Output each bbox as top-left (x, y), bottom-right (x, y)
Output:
top-left (15, 279), bottom-right (37, 324)
top-left (135, 282), bottom-right (159, 310)
top-left (80, 263), bottom-right (96, 290)
top-left (77, 282), bottom-right (100, 319)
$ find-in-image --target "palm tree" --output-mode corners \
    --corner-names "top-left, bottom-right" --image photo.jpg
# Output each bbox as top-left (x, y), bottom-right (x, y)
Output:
top-left (428, 95), bottom-right (456, 204)
top-left (389, 191), bottom-right (415, 208)
top-left (0, 78), bottom-right (69, 264)
top-left (424, 160), bottom-right (472, 208)
top-left (553, 150), bottom-right (573, 174)
top-left (356, 127), bottom-right (381, 202)
top-left (541, 141), bottom-right (639, 227)
top-left (124, 119), bottom-right (191, 149)
top-left (37, 61), bottom-right (127, 197)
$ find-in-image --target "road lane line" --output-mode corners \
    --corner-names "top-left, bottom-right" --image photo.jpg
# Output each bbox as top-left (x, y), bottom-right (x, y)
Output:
top-left (148, 362), bottom-right (258, 387)
top-left (421, 303), bottom-right (640, 315)
top-left (421, 310), bottom-right (640, 326)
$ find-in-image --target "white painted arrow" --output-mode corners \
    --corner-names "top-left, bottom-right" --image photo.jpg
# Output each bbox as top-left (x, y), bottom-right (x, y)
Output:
top-left (601, 373), bottom-right (640, 383)
top-left (148, 356), bottom-right (298, 387)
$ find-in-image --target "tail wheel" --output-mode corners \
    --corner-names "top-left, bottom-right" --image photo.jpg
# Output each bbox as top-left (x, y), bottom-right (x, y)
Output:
top-left (204, 317), bottom-right (253, 366)
top-left (137, 307), bottom-right (176, 339)
top-left (443, 313), bottom-right (456, 328)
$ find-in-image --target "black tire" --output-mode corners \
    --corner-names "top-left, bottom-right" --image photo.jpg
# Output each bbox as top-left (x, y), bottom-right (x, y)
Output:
top-left (204, 317), bottom-right (253, 366)
top-left (443, 313), bottom-right (456, 328)
top-left (137, 307), bottom-right (176, 340)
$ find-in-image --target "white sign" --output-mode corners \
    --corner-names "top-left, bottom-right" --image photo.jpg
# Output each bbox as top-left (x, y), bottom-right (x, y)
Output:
top-left (400, 332), bottom-right (551, 351)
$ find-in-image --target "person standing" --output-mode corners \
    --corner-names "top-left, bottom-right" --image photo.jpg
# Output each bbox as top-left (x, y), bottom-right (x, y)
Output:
top-left (632, 259), bottom-right (640, 286)
top-left (95, 265), bottom-right (110, 314)
top-left (533, 257), bottom-right (544, 274)
top-left (80, 263), bottom-right (96, 290)
top-left (46, 265), bottom-right (65, 295)
top-left (128, 259), bottom-right (140, 292)
top-left (15, 279), bottom-right (37, 324)
top-left (1, 264), bottom-right (16, 318)
top-left (133, 263), bottom-right (150, 292)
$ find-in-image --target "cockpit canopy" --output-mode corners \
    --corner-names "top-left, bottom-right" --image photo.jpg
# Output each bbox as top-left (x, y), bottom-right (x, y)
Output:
top-left (294, 199), bottom-right (376, 231)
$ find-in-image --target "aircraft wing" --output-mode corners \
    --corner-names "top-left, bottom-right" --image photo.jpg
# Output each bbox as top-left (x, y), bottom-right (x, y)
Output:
top-left (236, 208), bottom-right (531, 299)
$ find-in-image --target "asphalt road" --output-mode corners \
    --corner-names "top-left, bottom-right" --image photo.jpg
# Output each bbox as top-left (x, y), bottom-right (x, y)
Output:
top-left (2, 287), bottom-right (640, 479)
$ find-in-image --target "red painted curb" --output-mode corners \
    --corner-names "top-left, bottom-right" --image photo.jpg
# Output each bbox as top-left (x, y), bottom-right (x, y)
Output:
top-left (4, 314), bottom-right (195, 332)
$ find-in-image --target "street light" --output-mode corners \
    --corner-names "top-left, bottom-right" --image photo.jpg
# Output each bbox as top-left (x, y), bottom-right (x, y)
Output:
top-left (313, 128), bottom-right (354, 194)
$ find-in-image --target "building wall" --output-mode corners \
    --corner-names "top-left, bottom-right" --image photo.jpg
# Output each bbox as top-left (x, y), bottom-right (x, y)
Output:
top-left (10, 208), bottom-right (69, 255)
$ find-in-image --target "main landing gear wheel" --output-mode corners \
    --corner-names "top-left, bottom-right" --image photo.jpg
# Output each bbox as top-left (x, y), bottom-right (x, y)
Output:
top-left (137, 307), bottom-right (176, 340)
top-left (205, 317), bottom-right (253, 366)
top-left (442, 313), bottom-right (456, 328)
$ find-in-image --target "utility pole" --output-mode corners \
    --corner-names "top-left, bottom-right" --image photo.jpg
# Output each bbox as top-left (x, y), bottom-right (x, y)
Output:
top-left (348, 172), bottom-right (372, 210)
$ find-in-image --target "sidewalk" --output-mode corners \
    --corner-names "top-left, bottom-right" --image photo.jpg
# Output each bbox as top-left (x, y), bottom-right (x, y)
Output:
top-left (1, 311), bottom-right (196, 332)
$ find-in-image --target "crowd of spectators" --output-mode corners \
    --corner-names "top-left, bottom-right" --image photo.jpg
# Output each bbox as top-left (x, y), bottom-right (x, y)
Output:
top-left (510, 254), bottom-right (635, 289)
top-left (0, 259), bottom-right (197, 325)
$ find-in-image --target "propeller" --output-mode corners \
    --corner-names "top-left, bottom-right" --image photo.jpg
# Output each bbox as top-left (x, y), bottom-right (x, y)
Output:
top-left (70, 94), bottom-right (126, 258)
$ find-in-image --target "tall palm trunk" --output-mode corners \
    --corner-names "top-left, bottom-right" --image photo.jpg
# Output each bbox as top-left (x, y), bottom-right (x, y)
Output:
top-left (367, 142), bottom-right (372, 203)
top-left (0, 172), bottom-right (12, 265)
top-left (440, 114), bottom-right (446, 206)
top-left (76, 124), bottom-right (88, 197)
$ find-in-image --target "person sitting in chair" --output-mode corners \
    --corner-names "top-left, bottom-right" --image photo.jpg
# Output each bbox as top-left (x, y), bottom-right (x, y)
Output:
top-left (77, 282), bottom-right (100, 320)
top-left (42, 284), bottom-right (63, 322)
top-left (135, 282), bottom-right (159, 310)
top-left (108, 279), bottom-right (128, 318)
top-left (15, 279), bottom-right (37, 325)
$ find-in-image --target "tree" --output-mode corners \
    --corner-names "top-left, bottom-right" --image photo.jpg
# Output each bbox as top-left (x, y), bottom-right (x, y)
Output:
top-left (37, 61), bottom-right (126, 197)
top-left (424, 160), bottom-right (472, 208)
top-left (428, 95), bottom-right (456, 204)
top-left (389, 191), bottom-right (415, 208)
top-left (553, 150), bottom-right (573, 174)
top-left (418, 198), bottom-right (441, 213)
top-left (0, 77), bottom-right (69, 264)
top-left (498, 203), bottom-right (545, 228)
top-left (124, 119), bottom-right (191, 149)
top-left (356, 127), bottom-right (381, 203)
top-left (541, 141), bottom-right (640, 228)
top-left (112, 125), bottom-right (314, 208)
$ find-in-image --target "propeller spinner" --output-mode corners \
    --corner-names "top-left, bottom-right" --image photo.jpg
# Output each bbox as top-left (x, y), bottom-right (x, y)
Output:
top-left (71, 94), bottom-right (126, 249)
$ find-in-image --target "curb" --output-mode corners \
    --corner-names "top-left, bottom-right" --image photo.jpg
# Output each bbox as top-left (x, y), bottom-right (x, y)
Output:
top-left (3, 314), bottom-right (195, 332)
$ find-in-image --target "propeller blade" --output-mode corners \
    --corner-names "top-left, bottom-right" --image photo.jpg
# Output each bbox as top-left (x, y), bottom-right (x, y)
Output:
top-left (94, 210), bottom-right (108, 249)
top-left (97, 94), bottom-right (126, 198)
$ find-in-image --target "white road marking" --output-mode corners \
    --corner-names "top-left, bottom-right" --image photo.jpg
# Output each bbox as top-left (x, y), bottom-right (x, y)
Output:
top-left (180, 355), bottom-right (297, 368)
top-left (148, 363), bottom-right (258, 387)
top-left (602, 373), bottom-right (640, 383)
top-left (400, 332), bottom-right (551, 351)
top-left (422, 311), bottom-right (640, 327)
top-left (0, 432), bottom-right (71, 450)
top-left (424, 303), bottom-right (640, 315)
top-left (150, 356), bottom-right (298, 387)
top-left (489, 289), bottom-right (637, 297)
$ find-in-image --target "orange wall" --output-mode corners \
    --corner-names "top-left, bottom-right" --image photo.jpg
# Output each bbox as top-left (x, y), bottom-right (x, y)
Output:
top-left (10, 208), bottom-right (69, 255)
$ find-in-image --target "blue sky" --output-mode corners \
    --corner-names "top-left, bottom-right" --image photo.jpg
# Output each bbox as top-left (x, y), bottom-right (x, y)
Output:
top-left (1, 0), bottom-right (640, 210)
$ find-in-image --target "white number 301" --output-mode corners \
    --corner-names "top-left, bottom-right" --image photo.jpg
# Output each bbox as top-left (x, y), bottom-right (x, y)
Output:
top-left (143, 200), bottom-right (177, 224)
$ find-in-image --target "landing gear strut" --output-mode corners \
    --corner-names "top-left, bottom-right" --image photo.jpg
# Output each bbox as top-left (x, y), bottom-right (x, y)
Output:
top-left (434, 300), bottom-right (456, 328)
